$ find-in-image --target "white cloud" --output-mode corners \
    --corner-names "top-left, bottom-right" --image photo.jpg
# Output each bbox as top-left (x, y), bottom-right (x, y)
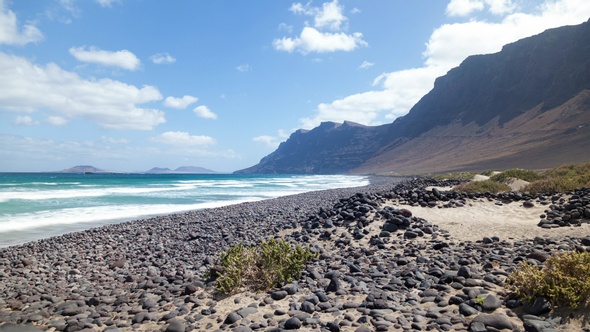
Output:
top-left (100, 136), bottom-right (128, 144)
top-left (46, 115), bottom-right (68, 126)
top-left (95, 0), bottom-right (120, 7)
top-left (253, 135), bottom-right (279, 148)
top-left (289, 0), bottom-right (347, 30)
top-left (253, 130), bottom-right (290, 148)
top-left (152, 131), bottom-right (215, 146)
top-left (193, 105), bottom-right (218, 119)
top-left (278, 23), bottom-right (293, 33)
top-left (69, 46), bottom-right (141, 71)
top-left (0, 1), bottom-right (43, 45)
top-left (359, 61), bottom-right (374, 69)
top-left (275, 0), bottom-right (365, 54)
top-left (0, 52), bottom-right (165, 130)
top-left (298, 0), bottom-right (590, 129)
top-left (164, 95), bottom-right (198, 109)
top-left (446, 0), bottom-right (517, 16)
top-left (314, 0), bottom-right (347, 30)
top-left (151, 52), bottom-right (176, 64)
top-left (13, 115), bottom-right (35, 126)
top-left (273, 27), bottom-right (367, 54)
top-left (236, 64), bottom-right (251, 72)
top-left (446, 0), bottom-right (485, 16)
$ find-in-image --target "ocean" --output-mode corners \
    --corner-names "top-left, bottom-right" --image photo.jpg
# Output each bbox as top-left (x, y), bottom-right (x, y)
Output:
top-left (0, 173), bottom-right (369, 247)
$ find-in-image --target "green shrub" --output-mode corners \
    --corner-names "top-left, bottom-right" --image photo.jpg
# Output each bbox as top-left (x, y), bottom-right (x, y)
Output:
top-left (429, 172), bottom-right (476, 181)
top-left (523, 163), bottom-right (590, 194)
top-left (480, 170), bottom-right (497, 176)
top-left (453, 179), bottom-right (511, 193)
top-left (490, 169), bottom-right (542, 183)
top-left (214, 238), bottom-right (316, 294)
top-left (507, 251), bottom-right (590, 309)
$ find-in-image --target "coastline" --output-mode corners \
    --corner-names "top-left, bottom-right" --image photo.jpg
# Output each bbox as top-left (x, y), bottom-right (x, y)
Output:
top-left (1, 177), bottom-right (589, 331)
top-left (0, 174), bottom-right (384, 248)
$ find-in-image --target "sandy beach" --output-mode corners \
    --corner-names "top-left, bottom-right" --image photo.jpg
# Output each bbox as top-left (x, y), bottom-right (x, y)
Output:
top-left (1, 177), bottom-right (589, 332)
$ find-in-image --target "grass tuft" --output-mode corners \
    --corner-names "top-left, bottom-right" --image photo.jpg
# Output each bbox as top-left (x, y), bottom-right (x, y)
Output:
top-left (490, 169), bottom-right (542, 183)
top-left (453, 179), bottom-right (511, 193)
top-left (428, 172), bottom-right (476, 181)
top-left (214, 238), bottom-right (316, 294)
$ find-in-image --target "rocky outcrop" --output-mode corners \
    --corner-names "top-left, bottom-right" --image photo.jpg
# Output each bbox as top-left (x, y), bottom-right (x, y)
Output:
top-left (236, 19), bottom-right (590, 174)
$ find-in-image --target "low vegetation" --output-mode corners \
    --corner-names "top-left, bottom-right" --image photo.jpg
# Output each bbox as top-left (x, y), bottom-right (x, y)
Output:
top-left (490, 168), bottom-right (542, 183)
top-left (507, 251), bottom-right (590, 309)
top-left (523, 162), bottom-right (590, 194)
top-left (428, 172), bottom-right (476, 181)
top-left (453, 179), bottom-right (511, 193)
top-left (447, 163), bottom-right (590, 194)
top-left (214, 238), bottom-right (316, 294)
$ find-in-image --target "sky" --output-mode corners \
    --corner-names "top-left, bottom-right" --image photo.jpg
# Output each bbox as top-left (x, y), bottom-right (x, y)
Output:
top-left (1, 0), bottom-right (589, 173)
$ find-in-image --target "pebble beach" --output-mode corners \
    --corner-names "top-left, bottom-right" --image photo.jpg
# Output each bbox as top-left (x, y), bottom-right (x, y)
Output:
top-left (1, 177), bottom-right (590, 332)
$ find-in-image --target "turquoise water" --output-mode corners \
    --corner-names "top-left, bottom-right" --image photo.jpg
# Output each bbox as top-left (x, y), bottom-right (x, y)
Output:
top-left (0, 173), bottom-right (369, 247)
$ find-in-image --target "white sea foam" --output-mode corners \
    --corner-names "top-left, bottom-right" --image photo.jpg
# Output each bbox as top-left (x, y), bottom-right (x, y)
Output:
top-left (0, 174), bottom-right (370, 246)
top-left (0, 199), bottom-right (260, 233)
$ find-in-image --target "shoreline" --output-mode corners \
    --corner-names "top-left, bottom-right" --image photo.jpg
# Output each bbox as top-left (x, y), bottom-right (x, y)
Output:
top-left (0, 175), bottom-right (392, 249)
top-left (1, 177), bottom-right (589, 331)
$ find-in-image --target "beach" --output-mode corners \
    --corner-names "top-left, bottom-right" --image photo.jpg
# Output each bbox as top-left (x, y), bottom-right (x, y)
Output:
top-left (1, 177), bottom-right (589, 331)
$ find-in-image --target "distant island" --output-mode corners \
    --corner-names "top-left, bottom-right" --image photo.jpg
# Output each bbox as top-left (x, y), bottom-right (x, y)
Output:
top-left (144, 166), bottom-right (217, 174)
top-left (61, 165), bottom-right (108, 174)
top-left (60, 165), bottom-right (217, 174)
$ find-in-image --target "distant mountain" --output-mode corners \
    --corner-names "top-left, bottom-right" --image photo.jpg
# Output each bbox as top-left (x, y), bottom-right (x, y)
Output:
top-left (145, 166), bottom-right (217, 174)
top-left (61, 165), bottom-right (106, 173)
top-left (236, 19), bottom-right (590, 175)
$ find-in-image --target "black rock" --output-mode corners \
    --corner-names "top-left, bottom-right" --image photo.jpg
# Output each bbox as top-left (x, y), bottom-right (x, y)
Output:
top-left (284, 317), bottom-right (302, 330)
top-left (482, 294), bottom-right (502, 311)
top-left (470, 313), bottom-right (514, 330)
top-left (271, 290), bottom-right (288, 300)
top-left (165, 318), bottom-right (186, 332)
top-left (224, 312), bottom-right (241, 325)
top-left (525, 297), bottom-right (553, 315)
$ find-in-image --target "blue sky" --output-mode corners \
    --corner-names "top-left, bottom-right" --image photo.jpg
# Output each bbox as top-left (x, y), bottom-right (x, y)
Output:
top-left (1, 0), bottom-right (589, 172)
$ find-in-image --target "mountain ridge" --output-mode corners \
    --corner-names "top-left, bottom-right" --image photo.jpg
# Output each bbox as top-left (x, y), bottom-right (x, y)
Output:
top-left (236, 19), bottom-right (590, 175)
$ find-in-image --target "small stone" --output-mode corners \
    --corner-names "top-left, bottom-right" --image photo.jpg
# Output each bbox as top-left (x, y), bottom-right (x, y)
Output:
top-left (284, 317), bottom-right (302, 330)
top-left (271, 290), bottom-right (288, 300)
top-left (224, 312), bottom-right (241, 325)
top-left (482, 294), bottom-right (502, 311)
top-left (525, 297), bottom-right (552, 315)
top-left (165, 318), bottom-right (186, 332)
top-left (470, 313), bottom-right (514, 330)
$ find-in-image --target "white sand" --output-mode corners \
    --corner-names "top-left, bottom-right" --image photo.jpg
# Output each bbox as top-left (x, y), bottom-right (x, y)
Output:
top-left (399, 199), bottom-right (590, 242)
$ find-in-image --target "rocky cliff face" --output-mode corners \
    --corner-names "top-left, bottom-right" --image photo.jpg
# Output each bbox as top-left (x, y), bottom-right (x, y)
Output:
top-left (236, 19), bottom-right (590, 175)
top-left (236, 121), bottom-right (390, 174)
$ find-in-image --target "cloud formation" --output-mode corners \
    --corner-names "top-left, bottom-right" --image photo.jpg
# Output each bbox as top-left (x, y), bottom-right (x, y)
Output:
top-left (274, 0), bottom-right (366, 54)
top-left (0, 2), bottom-right (43, 45)
top-left (95, 0), bottom-right (120, 8)
top-left (446, 0), bottom-right (517, 16)
top-left (152, 131), bottom-right (215, 146)
top-left (252, 130), bottom-right (290, 148)
top-left (236, 64), bottom-right (251, 72)
top-left (359, 60), bottom-right (374, 69)
top-left (164, 95), bottom-right (198, 109)
top-left (151, 52), bottom-right (176, 64)
top-left (193, 105), bottom-right (218, 119)
top-left (69, 46), bottom-right (141, 70)
top-left (0, 52), bottom-right (165, 130)
top-left (298, 0), bottom-right (590, 129)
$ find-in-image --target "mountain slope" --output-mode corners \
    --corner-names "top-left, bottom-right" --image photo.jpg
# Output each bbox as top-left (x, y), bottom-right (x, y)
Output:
top-left (236, 121), bottom-right (390, 174)
top-left (236, 19), bottom-right (590, 175)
